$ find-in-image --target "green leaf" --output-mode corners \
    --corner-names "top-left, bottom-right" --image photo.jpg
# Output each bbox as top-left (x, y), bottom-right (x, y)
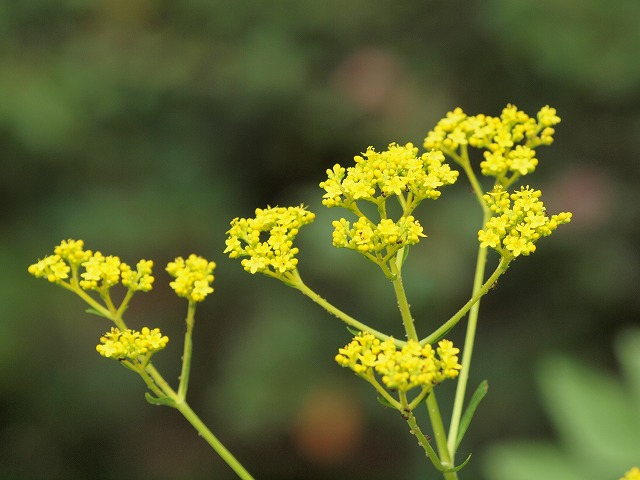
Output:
top-left (144, 392), bottom-right (175, 407)
top-left (376, 395), bottom-right (395, 409)
top-left (85, 307), bottom-right (108, 318)
top-left (346, 326), bottom-right (361, 336)
top-left (537, 354), bottom-right (640, 472)
top-left (401, 246), bottom-right (410, 266)
top-left (456, 379), bottom-right (488, 449)
top-left (444, 453), bottom-right (472, 473)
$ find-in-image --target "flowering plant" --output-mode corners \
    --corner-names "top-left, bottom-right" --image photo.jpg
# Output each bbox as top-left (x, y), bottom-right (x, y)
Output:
top-left (29, 105), bottom-right (618, 479)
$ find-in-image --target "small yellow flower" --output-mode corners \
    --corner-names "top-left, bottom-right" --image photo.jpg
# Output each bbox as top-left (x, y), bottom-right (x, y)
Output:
top-left (54, 239), bottom-right (92, 266)
top-left (424, 104), bottom-right (561, 184)
top-left (28, 254), bottom-right (70, 283)
top-left (166, 254), bottom-right (216, 303)
top-left (225, 205), bottom-right (315, 277)
top-left (336, 332), bottom-right (461, 394)
top-left (331, 215), bottom-right (426, 253)
top-left (80, 252), bottom-right (124, 291)
top-left (29, 240), bottom-right (155, 295)
top-left (478, 186), bottom-right (572, 258)
top-left (320, 143), bottom-right (458, 209)
top-left (96, 326), bottom-right (169, 361)
top-left (121, 259), bottom-right (155, 292)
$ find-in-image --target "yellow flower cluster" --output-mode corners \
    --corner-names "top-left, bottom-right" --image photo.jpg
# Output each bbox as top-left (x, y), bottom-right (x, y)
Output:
top-left (335, 332), bottom-right (461, 393)
top-left (28, 239), bottom-right (155, 292)
top-left (96, 326), bottom-right (169, 361)
top-left (320, 143), bottom-right (458, 208)
top-left (424, 104), bottom-right (560, 184)
top-left (621, 467), bottom-right (640, 480)
top-left (478, 187), bottom-right (572, 257)
top-left (121, 260), bottom-right (155, 292)
top-left (331, 215), bottom-right (425, 252)
top-left (166, 254), bottom-right (216, 303)
top-left (80, 252), bottom-right (127, 290)
top-left (225, 206), bottom-right (315, 276)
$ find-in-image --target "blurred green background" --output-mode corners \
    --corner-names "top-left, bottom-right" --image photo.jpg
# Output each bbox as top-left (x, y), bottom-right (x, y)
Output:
top-left (2, 0), bottom-right (639, 479)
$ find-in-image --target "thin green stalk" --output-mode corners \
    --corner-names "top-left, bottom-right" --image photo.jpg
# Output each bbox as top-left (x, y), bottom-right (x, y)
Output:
top-left (363, 374), bottom-right (402, 410)
top-left (426, 391), bottom-right (458, 480)
top-left (446, 237), bottom-right (489, 457)
top-left (178, 302), bottom-right (197, 400)
top-left (290, 274), bottom-right (406, 348)
top-left (389, 256), bottom-right (418, 341)
top-left (174, 400), bottom-right (255, 480)
top-left (400, 392), bottom-right (443, 471)
top-left (421, 256), bottom-right (510, 346)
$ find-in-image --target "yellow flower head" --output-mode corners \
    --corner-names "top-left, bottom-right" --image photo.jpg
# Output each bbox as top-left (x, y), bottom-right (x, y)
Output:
top-left (121, 259), bottom-right (155, 292)
top-left (478, 186), bottom-right (572, 257)
top-left (166, 254), bottom-right (216, 303)
top-left (336, 332), bottom-right (461, 393)
top-left (28, 239), bottom-right (92, 284)
top-left (29, 239), bottom-right (155, 293)
top-left (424, 105), bottom-right (561, 183)
top-left (224, 205), bottom-right (315, 276)
top-left (620, 467), bottom-right (640, 480)
top-left (331, 215), bottom-right (426, 253)
top-left (80, 252), bottom-right (125, 290)
top-left (96, 326), bottom-right (169, 361)
top-left (320, 143), bottom-right (458, 209)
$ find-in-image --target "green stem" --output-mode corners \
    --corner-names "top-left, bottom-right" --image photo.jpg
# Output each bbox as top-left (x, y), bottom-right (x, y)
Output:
top-left (426, 391), bottom-right (458, 480)
top-left (178, 302), bottom-right (197, 400)
top-left (389, 253), bottom-right (418, 341)
top-left (400, 392), bottom-right (443, 470)
top-left (116, 289), bottom-right (135, 318)
top-left (421, 256), bottom-right (510, 346)
top-left (363, 374), bottom-right (402, 410)
top-left (452, 146), bottom-right (487, 208)
top-left (447, 238), bottom-right (489, 456)
top-left (59, 276), bottom-right (253, 478)
top-left (289, 272), bottom-right (406, 348)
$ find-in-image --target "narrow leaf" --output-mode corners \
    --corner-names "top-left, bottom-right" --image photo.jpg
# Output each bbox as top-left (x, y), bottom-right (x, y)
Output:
top-left (346, 326), bottom-right (361, 336)
top-left (376, 395), bottom-right (395, 408)
top-left (145, 392), bottom-right (175, 407)
top-left (456, 380), bottom-right (489, 449)
top-left (444, 453), bottom-right (472, 473)
top-left (85, 307), bottom-right (108, 318)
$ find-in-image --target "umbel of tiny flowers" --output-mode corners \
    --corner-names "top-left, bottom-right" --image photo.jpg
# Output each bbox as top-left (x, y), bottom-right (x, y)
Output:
top-left (28, 239), bottom-right (156, 330)
top-left (320, 143), bottom-right (458, 277)
top-left (166, 254), bottom-right (216, 303)
top-left (479, 185), bottom-right (573, 258)
top-left (335, 332), bottom-right (462, 409)
top-left (424, 104), bottom-right (561, 191)
top-left (96, 326), bottom-right (169, 366)
top-left (224, 205), bottom-right (315, 285)
top-left (29, 240), bottom-right (254, 480)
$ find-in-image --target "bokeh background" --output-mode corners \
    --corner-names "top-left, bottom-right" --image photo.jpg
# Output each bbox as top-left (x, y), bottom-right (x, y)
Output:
top-left (2, 0), bottom-right (639, 479)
